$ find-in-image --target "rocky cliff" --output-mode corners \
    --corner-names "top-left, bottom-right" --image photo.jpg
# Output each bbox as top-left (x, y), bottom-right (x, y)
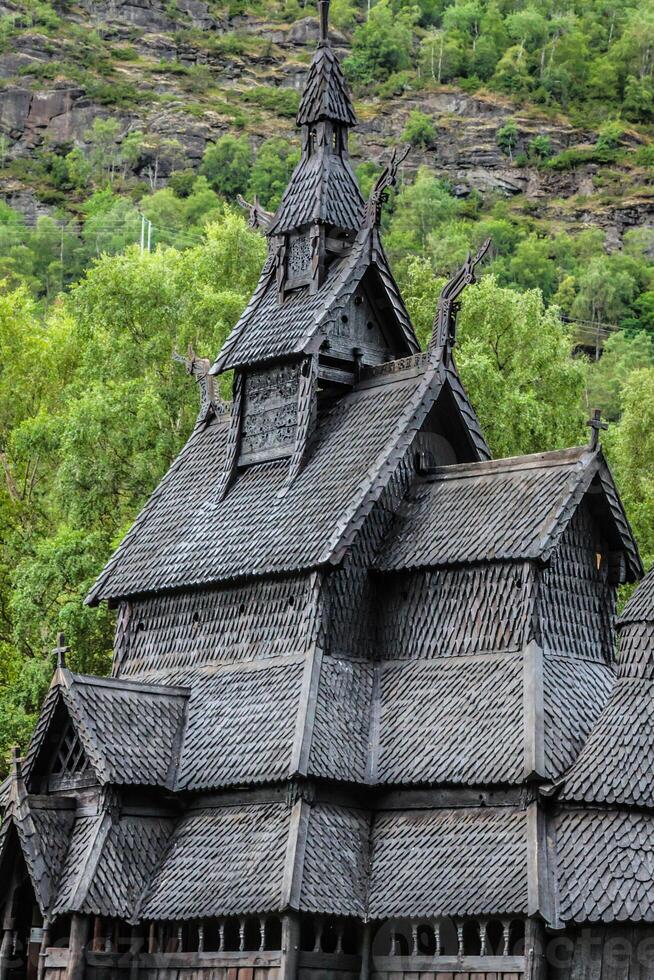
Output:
top-left (0, 0), bottom-right (652, 245)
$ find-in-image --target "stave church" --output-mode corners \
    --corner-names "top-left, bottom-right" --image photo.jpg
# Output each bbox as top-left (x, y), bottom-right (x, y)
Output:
top-left (2, 3), bottom-right (654, 979)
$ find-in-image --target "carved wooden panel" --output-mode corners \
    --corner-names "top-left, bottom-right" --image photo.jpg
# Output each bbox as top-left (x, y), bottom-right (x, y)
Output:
top-left (287, 233), bottom-right (311, 282)
top-left (239, 364), bottom-right (300, 465)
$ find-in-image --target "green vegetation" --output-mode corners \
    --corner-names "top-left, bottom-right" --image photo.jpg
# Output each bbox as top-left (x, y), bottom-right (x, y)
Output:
top-left (402, 109), bottom-right (437, 147)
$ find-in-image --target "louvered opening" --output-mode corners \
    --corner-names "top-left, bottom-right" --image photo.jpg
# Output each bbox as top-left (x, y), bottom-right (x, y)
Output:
top-left (48, 718), bottom-right (94, 791)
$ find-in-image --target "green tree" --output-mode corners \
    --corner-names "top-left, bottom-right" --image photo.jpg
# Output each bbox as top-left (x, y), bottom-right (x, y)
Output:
top-left (345, 0), bottom-right (419, 87)
top-left (607, 368), bottom-right (654, 567)
top-left (85, 116), bottom-right (121, 184)
top-left (455, 275), bottom-right (586, 457)
top-left (0, 213), bottom-right (266, 770)
top-left (385, 167), bottom-right (459, 265)
top-left (402, 109), bottom-right (437, 147)
top-left (496, 119), bottom-right (519, 159)
top-left (200, 134), bottom-right (253, 198)
top-left (571, 255), bottom-right (639, 358)
top-left (586, 330), bottom-right (654, 420)
top-left (247, 138), bottom-right (300, 210)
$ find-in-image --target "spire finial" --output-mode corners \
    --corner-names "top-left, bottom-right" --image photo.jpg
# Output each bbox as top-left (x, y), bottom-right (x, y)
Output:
top-left (587, 408), bottom-right (608, 451)
top-left (53, 631), bottom-right (69, 669)
top-left (318, 0), bottom-right (330, 43)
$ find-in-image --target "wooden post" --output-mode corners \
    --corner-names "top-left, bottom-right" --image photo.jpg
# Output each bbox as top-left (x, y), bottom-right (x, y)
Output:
top-left (360, 922), bottom-right (372, 980)
top-left (36, 918), bottom-right (50, 980)
top-left (66, 914), bottom-right (89, 980)
top-left (280, 912), bottom-right (300, 980)
top-left (525, 918), bottom-right (546, 980)
top-left (0, 927), bottom-right (14, 980)
top-left (129, 925), bottom-right (142, 980)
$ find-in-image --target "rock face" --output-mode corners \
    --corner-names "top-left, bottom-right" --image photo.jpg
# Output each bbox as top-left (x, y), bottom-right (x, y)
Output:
top-left (0, 1), bottom-right (651, 244)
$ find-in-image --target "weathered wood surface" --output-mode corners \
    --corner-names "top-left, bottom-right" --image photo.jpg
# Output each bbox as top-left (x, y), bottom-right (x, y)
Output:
top-left (370, 961), bottom-right (524, 975)
top-left (548, 925), bottom-right (654, 980)
top-left (370, 971), bottom-right (522, 980)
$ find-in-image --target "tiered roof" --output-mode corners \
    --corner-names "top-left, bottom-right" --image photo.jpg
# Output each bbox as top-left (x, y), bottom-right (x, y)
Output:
top-left (3, 0), bottom-right (654, 944)
top-left (212, 224), bottom-right (417, 373)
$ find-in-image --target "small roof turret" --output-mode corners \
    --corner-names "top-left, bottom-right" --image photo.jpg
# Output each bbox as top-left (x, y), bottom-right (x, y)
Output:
top-left (296, 0), bottom-right (356, 129)
top-left (266, 0), bottom-right (363, 242)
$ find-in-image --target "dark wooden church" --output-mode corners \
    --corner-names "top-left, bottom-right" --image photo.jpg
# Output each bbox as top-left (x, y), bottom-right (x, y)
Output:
top-left (2, 4), bottom-right (654, 979)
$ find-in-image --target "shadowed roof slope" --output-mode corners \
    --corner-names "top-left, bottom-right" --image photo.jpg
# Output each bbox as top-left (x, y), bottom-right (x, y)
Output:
top-left (619, 563), bottom-right (654, 624)
top-left (377, 445), bottom-right (641, 579)
top-left (87, 357), bottom-right (443, 604)
top-left (559, 563), bottom-right (654, 808)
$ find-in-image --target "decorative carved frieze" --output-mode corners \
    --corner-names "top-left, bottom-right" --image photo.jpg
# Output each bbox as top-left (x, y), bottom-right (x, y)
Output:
top-left (238, 363), bottom-right (301, 465)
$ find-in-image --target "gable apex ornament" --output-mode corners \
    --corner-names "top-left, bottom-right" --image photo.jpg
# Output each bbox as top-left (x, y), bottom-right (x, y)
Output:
top-left (53, 631), bottom-right (69, 669)
top-left (318, 0), bottom-right (329, 43)
top-left (587, 407), bottom-right (608, 450)
top-left (236, 194), bottom-right (273, 233)
top-left (428, 237), bottom-right (492, 361)
top-left (173, 345), bottom-right (219, 421)
top-left (365, 145), bottom-right (410, 228)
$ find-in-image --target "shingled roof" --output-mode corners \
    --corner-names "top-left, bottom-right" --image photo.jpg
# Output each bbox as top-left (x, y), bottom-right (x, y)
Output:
top-left (139, 802), bottom-right (291, 920)
top-left (22, 670), bottom-right (189, 791)
top-left (52, 812), bottom-right (175, 921)
top-left (376, 445), bottom-right (641, 581)
top-left (368, 806), bottom-right (530, 920)
top-left (0, 755), bottom-right (74, 914)
top-left (211, 225), bottom-right (417, 373)
top-left (558, 565), bottom-right (654, 808)
top-left (556, 808), bottom-right (654, 923)
top-left (619, 562), bottom-right (654, 624)
top-left (296, 33), bottom-right (356, 127)
top-left (87, 355), bottom-right (452, 603)
top-left (267, 149), bottom-right (364, 237)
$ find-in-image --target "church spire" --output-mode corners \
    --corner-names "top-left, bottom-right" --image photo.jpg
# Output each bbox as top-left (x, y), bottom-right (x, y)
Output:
top-left (266, 0), bottom-right (363, 283)
top-left (295, 0), bottom-right (356, 130)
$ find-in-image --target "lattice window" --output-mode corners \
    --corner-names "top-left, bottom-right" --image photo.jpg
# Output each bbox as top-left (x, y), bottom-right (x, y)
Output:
top-left (287, 235), bottom-right (310, 278)
top-left (50, 721), bottom-right (90, 781)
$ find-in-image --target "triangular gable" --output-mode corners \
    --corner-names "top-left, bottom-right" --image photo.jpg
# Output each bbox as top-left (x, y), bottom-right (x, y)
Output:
top-left (211, 225), bottom-right (419, 374)
top-left (377, 445), bottom-right (641, 583)
top-left (0, 755), bottom-right (74, 914)
top-left (22, 669), bottom-right (189, 792)
top-left (22, 682), bottom-right (102, 794)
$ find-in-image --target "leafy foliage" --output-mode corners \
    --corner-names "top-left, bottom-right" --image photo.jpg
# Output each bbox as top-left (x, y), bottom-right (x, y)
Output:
top-left (0, 212), bottom-right (265, 772)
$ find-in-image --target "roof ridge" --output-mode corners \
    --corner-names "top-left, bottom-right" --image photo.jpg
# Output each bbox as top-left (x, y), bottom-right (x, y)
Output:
top-left (326, 362), bottom-right (443, 567)
top-left (69, 672), bottom-right (190, 697)
top-left (423, 445), bottom-right (592, 481)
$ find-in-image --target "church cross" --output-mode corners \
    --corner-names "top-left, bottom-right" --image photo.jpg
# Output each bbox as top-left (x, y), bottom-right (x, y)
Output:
top-left (587, 408), bottom-right (608, 450)
top-left (53, 631), bottom-right (69, 669)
